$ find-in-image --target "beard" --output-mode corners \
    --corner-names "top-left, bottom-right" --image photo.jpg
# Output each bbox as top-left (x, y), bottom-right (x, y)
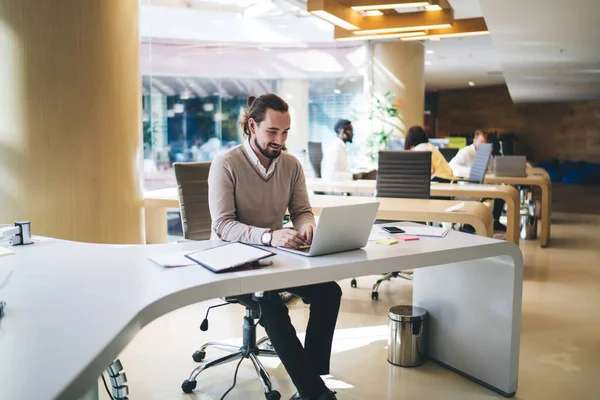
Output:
top-left (254, 137), bottom-right (282, 159)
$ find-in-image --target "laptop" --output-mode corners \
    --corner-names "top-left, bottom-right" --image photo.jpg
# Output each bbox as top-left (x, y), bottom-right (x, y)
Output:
top-left (493, 156), bottom-right (527, 177)
top-left (278, 202), bottom-right (380, 257)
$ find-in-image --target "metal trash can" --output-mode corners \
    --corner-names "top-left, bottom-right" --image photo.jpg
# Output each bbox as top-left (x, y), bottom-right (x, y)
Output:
top-left (520, 200), bottom-right (538, 240)
top-left (387, 305), bottom-right (427, 367)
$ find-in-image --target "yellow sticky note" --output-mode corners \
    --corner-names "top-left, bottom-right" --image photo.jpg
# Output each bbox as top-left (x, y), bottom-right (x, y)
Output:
top-left (376, 238), bottom-right (399, 245)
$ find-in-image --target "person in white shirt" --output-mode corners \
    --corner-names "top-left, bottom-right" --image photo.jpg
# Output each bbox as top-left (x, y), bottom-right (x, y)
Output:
top-left (321, 119), bottom-right (374, 181)
top-left (449, 130), bottom-right (489, 178)
top-left (449, 130), bottom-right (506, 232)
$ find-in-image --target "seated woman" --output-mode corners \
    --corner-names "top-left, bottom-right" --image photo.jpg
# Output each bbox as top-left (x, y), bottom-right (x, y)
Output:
top-left (404, 125), bottom-right (457, 182)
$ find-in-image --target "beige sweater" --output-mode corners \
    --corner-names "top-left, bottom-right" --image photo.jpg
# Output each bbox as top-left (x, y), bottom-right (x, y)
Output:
top-left (208, 145), bottom-right (315, 245)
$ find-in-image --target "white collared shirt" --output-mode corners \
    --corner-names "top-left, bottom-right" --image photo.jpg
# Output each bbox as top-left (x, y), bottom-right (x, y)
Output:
top-left (243, 139), bottom-right (279, 178)
top-left (321, 137), bottom-right (353, 181)
top-left (449, 144), bottom-right (476, 178)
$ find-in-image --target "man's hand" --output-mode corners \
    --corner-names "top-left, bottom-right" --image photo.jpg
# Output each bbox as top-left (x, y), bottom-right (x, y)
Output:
top-left (271, 229), bottom-right (308, 249)
top-left (299, 223), bottom-right (316, 245)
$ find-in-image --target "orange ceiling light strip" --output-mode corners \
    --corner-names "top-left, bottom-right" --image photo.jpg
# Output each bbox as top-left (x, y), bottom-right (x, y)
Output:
top-left (400, 18), bottom-right (489, 41)
top-left (334, 26), bottom-right (427, 41)
top-left (352, 8), bottom-right (453, 35)
top-left (339, 0), bottom-right (440, 11)
top-left (307, 0), bottom-right (364, 30)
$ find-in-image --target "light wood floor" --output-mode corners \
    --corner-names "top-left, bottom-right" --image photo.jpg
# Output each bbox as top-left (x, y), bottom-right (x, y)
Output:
top-left (98, 212), bottom-right (600, 400)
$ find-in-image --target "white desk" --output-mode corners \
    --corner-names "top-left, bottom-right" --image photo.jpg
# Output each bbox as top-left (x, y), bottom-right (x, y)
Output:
top-left (0, 228), bottom-right (523, 399)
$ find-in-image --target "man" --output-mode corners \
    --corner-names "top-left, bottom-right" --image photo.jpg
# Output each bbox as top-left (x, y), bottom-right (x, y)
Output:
top-left (449, 130), bottom-right (506, 231)
top-left (321, 119), bottom-right (373, 181)
top-left (449, 130), bottom-right (488, 178)
top-left (208, 93), bottom-right (341, 400)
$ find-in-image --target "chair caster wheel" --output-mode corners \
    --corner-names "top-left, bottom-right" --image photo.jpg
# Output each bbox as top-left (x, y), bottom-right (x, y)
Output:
top-left (192, 350), bottom-right (206, 362)
top-left (350, 279), bottom-right (357, 288)
top-left (265, 390), bottom-right (281, 400)
top-left (181, 379), bottom-right (197, 394)
top-left (263, 341), bottom-right (275, 351)
top-left (371, 292), bottom-right (379, 300)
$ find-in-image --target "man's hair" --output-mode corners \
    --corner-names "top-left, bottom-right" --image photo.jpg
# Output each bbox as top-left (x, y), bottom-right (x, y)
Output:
top-left (404, 125), bottom-right (429, 150)
top-left (240, 93), bottom-right (289, 138)
top-left (474, 129), bottom-right (496, 143)
top-left (333, 119), bottom-right (352, 134)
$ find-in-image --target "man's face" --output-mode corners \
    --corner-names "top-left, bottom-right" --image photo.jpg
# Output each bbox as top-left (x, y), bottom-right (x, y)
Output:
top-left (249, 109), bottom-right (291, 159)
top-left (473, 134), bottom-right (487, 149)
top-left (340, 124), bottom-right (354, 144)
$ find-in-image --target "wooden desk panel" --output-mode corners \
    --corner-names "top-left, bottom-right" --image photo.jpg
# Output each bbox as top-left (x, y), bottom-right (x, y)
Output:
top-left (309, 194), bottom-right (494, 239)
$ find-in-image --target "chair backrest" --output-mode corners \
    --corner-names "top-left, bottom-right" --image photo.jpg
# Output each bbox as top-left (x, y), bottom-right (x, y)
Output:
top-left (439, 147), bottom-right (459, 162)
top-left (376, 151), bottom-right (431, 199)
top-left (173, 162), bottom-right (212, 240)
top-left (308, 141), bottom-right (323, 178)
top-left (468, 143), bottom-right (493, 184)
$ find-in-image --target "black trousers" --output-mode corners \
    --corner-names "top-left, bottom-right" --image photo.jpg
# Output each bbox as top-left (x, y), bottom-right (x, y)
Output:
top-left (492, 199), bottom-right (505, 221)
top-left (258, 282), bottom-right (342, 397)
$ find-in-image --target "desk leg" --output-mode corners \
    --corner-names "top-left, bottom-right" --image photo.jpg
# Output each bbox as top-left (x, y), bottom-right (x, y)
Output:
top-left (413, 253), bottom-right (523, 396)
top-left (505, 197), bottom-right (520, 246)
top-left (472, 219), bottom-right (493, 238)
top-left (79, 383), bottom-right (98, 400)
top-left (540, 184), bottom-right (551, 247)
top-left (145, 207), bottom-right (168, 244)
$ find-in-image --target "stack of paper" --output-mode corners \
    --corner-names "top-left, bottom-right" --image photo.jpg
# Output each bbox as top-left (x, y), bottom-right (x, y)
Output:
top-left (393, 226), bottom-right (449, 238)
top-left (147, 250), bottom-right (196, 268)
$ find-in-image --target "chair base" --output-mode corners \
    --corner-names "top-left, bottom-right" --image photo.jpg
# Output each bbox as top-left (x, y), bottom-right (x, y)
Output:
top-left (350, 272), bottom-right (413, 300)
top-left (182, 309), bottom-right (280, 399)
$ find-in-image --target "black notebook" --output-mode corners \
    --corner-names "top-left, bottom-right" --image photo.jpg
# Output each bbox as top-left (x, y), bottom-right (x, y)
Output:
top-left (184, 242), bottom-right (275, 273)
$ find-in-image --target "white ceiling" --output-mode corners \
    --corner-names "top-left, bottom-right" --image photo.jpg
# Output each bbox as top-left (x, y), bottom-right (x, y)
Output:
top-left (424, 35), bottom-right (504, 90)
top-left (140, 0), bottom-right (503, 90)
top-left (480, 0), bottom-right (600, 102)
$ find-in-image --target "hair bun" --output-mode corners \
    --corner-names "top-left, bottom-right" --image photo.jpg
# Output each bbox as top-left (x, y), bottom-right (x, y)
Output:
top-left (247, 95), bottom-right (257, 107)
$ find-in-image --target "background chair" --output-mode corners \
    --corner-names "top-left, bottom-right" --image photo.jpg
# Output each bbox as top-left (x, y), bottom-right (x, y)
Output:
top-left (174, 162), bottom-right (281, 400)
top-left (351, 151), bottom-right (432, 300)
top-left (439, 147), bottom-right (459, 162)
top-left (308, 141), bottom-right (323, 178)
top-left (375, 150), bottom-right (432, 199)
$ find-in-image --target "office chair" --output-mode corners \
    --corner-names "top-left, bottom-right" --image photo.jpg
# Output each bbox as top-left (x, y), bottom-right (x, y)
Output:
top-left (308, 141), bottom-right (323, 178)
top-left (439, 147), bottom-right (459, 163)
top-left (350, 151), bottom-right (432, 300)
top-left (174, 162), bottom-right (281, 400)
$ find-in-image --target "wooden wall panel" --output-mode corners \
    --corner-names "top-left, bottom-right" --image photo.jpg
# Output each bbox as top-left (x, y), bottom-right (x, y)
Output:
top-left (0, 0), bottom-right (143, 244)
top-left (436, 85), bottom-right (600, 163)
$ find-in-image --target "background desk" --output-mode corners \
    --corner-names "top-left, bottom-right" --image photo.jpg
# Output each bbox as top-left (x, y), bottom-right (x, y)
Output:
top-left (0, 229), bottom-right (523, 399)
top-left (305, 179), bottom-right (520, 245)
top-left (144, 189), bottom-right (494, 244)
top-left (309, 194), bottom-right (494, 239)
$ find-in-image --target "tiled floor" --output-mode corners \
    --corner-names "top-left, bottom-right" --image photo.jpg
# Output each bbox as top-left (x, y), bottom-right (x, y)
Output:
top-left (98, 212), bottom-right (600, 400)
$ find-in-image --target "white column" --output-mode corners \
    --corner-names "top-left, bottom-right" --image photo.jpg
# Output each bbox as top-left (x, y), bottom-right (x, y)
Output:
top-left (279, 79), bottom-right (309, 153)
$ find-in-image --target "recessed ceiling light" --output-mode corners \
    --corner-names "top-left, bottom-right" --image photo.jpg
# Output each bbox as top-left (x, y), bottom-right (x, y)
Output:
top-left (468, 81), bottom-right (475, 86)
top-left (365, 10), bottom-right (384, 16)
top-left (426, 50), bottom-right (435, 54)
top-left (425, 61), bottom-right (432, 66)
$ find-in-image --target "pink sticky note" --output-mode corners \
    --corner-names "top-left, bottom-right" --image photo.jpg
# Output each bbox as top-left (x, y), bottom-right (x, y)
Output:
top-left (394, 235), bottom-right (420, 241)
